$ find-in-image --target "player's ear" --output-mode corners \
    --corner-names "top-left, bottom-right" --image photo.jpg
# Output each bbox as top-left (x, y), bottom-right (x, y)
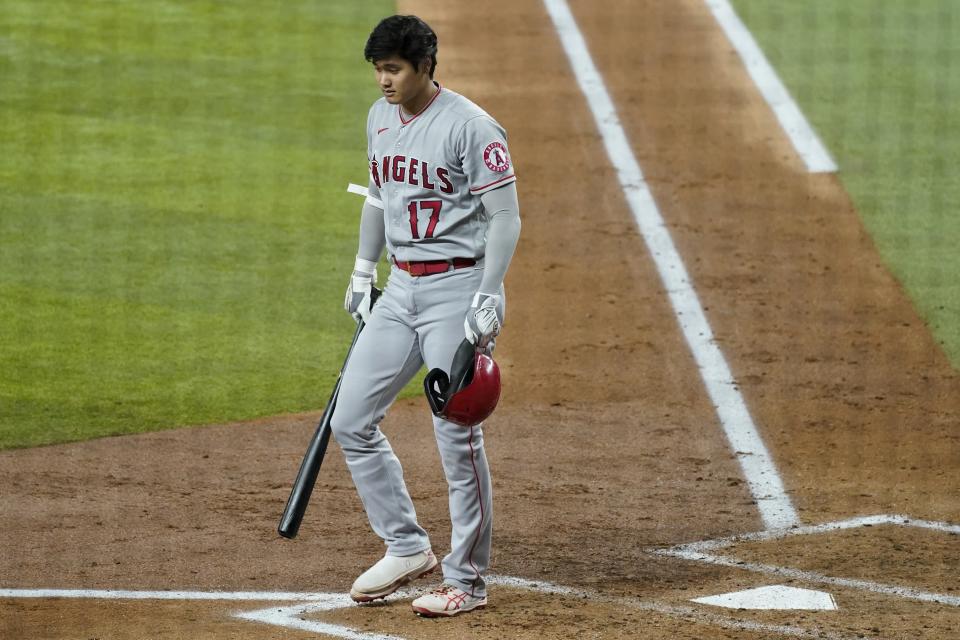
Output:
top-left (417, 58), bottom-right (432, 77)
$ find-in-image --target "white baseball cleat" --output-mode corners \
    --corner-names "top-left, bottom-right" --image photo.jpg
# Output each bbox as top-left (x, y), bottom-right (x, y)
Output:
top-left (349, 550), bottom-right (438, 603)
top-left (411, 583), bottom-right (488, 617)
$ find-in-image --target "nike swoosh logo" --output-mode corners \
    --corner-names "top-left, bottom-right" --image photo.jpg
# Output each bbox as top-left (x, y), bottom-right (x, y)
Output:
top-left (377, 127), bottom-right (390, 135)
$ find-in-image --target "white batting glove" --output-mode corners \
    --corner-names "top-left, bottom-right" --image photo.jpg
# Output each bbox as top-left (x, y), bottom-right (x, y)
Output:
top-left (464, 292), bottom-right (501, 348)
top-left (344, 257), bottom-right (378, 324)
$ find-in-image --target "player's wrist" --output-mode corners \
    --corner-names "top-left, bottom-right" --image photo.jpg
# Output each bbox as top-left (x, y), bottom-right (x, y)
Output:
top-left (353, 256), bottom-right (378, 276)
top-left (472, 292), bottom-right (500, 306)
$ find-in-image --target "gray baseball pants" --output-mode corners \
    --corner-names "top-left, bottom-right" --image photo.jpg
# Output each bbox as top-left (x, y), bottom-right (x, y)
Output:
top-left (330, 263), bottom-right (499, 597)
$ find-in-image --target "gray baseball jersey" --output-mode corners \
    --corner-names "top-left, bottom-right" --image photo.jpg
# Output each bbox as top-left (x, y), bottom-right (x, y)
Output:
top-left (330, 83), bottom-right (516, 599)
top-left (365, 85), bottom-right (516, 262)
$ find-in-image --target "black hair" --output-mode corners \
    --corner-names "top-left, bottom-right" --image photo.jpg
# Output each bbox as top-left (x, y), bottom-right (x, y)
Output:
top-left (364, 15), bottom-right (438, 78)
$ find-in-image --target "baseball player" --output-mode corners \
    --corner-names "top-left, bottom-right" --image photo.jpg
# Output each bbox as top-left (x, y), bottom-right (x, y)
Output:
top-left (329, 15), bottom-right (521, 617)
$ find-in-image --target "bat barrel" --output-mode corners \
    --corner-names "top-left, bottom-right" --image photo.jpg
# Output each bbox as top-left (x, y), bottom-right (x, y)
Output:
top-left (277, 411), bottom-right (334, 538)
top-left (277, 293), bottom-right (376, 539)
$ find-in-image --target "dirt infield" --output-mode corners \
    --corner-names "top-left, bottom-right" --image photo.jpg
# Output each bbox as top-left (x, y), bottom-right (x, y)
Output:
top-left (2, 0), bottom-right (958, 638)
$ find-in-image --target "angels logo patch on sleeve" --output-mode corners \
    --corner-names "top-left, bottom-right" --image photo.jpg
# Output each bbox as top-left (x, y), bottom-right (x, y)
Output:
top-left (483, 141), bottom-right (511, 173)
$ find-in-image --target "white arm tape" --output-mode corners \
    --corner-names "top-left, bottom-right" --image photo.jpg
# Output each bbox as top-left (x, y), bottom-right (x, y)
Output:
top-left (347, 183), bottom-right (384, 210)
top-left (354, 256), bottom-right (378, 275)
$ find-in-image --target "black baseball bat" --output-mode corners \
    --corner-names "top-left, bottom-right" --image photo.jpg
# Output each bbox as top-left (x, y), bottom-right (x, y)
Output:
top-left (278, 288), bottom-right (380, 539)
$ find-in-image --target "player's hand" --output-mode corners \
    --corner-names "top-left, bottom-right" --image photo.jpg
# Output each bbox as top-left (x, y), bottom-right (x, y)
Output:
top-left (464, 292), bottom-right (501, 348)
top-left (344, 257), bottom-right (378, 324)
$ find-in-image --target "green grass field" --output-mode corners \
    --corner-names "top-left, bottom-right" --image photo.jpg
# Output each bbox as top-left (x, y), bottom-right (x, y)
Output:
top-left (0, 1), bottom-right (393, 448)
top-left (3, 3), bottom-right (958, 450)
top-left (732, 0), bottom-right (960, 364)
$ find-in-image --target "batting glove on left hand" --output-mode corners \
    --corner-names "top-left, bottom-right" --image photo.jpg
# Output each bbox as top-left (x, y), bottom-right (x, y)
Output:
top-left (344, 257), bottom-right (378, 324)
top-left (464, 292), bottom-right (501, 349)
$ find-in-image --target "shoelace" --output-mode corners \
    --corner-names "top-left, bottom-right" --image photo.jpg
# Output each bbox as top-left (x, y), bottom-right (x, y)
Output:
top-left (439, 585), bottom-right (471, 610)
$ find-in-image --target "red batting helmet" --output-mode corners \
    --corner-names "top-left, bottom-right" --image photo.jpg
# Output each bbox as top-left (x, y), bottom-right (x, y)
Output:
top-left (424, 339), bottom-right (501, 427)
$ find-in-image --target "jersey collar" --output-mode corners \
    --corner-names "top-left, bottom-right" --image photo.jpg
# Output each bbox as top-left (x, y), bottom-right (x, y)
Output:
top-left (398, 82), bottom-right (442, 125)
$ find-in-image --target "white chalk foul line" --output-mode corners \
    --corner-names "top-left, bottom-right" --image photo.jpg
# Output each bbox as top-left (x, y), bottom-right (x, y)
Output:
top-left (542, 0), bottom-right (799, 530)
top-left (651, 514), bottom-right (960, 607)
top-left (704, 0), bottom-right (837, 173)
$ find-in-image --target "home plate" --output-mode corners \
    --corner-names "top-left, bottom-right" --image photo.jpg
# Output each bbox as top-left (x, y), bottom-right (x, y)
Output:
top-left (692, 585), bottom-right (838, 610)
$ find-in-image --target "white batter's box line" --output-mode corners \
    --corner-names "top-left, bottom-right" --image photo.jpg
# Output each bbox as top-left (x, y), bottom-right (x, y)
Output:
top-left (648, 513), bottom-right (960, 608)
top-left (0, 588), bottom-right (333, 601)
top-left (657, 514), bottom-right (960, 553)
top-left (236, 592), bottom-right (411, 640)
top-left (236, 575), bottom-right (874, 640)
top-left (1, 574), bottom-right (872, 640)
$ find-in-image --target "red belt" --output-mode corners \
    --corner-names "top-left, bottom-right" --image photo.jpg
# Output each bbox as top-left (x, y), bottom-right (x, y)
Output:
top-left (392, 256), bottom-right (476, 276)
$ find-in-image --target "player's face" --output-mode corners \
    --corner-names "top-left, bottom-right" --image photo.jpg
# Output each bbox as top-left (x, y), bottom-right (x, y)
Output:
top-left (373, 56), bottom-right (431, 107)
